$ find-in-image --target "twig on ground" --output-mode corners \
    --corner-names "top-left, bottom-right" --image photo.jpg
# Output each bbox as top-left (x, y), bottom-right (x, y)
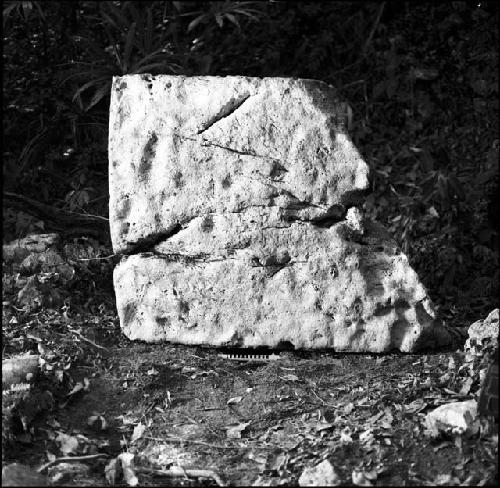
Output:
top-left (68, 327), bottom-right (107, 350)
top-left (37, 453), bottom-right (110, 473)
top-left (136, 465), bottom-right (225, 487)
top-left (145, 436), bottom-right (274, 450)
top-left (309, 388), bottom-right (339, 408)
top-left (77, 254), bottom-right (117, 261)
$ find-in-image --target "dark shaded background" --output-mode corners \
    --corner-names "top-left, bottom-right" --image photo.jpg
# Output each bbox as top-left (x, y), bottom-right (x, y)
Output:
top-left (3, 1), bottom-right (499, 324)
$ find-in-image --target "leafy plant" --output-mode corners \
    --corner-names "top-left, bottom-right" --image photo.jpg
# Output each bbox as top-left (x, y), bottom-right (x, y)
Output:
top-left (64, 1), bottom-right (263, 111)
top-left (3, 0), bottom-right (45, 27)
top-left (63, 1), bottom-right (181, 111)
top-left (184, 0), bottom-right (262, 31)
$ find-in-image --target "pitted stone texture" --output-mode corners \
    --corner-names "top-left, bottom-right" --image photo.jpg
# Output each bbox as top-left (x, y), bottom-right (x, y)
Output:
top-left (114, 219), bottom-right (450, 352)
top-left (109, 75), bottom-right (369, 254)
top-left (465, 309), bottom-right (499, 358)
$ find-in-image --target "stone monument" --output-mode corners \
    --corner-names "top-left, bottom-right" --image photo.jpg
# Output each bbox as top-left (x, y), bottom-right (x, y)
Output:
top-left (109, 75), bottom-right (451, 352)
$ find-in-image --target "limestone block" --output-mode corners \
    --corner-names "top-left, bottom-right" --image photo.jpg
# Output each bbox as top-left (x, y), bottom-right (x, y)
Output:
top-left (114, 216), bottom-right (450, 352)
top-left (109, 75), bottom-right (369, 254)
top-left (109, 75), bottom-right (451, 352)
top-left (465, 308), bottom-right (499, 357)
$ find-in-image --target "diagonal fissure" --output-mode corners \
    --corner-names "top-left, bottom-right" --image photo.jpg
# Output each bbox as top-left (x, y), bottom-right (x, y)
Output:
top-left (197, 93), bottom-right (252, 135)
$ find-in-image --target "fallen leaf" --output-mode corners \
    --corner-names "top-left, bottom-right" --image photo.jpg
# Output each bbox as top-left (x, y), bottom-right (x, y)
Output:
top-left (448, 357), bottom-right (456, 371)
top-left (405, 399), bottom-right (426, 414)
top-left (340, 426), bottom-right (353, 444)
top-left (45, 451), bottom-right (56, 462)
top-left (131, 423), bottom-right (146, 443)
top-left (38, 343), bottom-right (55, 360)
top-left (299, 459), bottom-right (341, 486)
top-left (47, 418), bottom-right (60, 429)
top-left (315, 421), bottom-right (334, 432)
top-left (226, 421), bottom-right (251, 439)
top-left (248, 452), bottom-right (267, 471)
top-left (267, 451), bottom-right (287, 472)
top-left (367, 410), bottom-right (384, 424)
top-left (434, 473), bottom-right (461, 485)
top-left (364, 470), bottom-right (378, 481)
top-left (359, 429), bottom-right (375, 445)
top-left (118, 453), bottom-right (138, 487)
top-left (343, 402), bottom-right (355, 415)
top-left (105, 458), bottom-right (121, 485)
top-left (165, 391), bottom-right (172, 408)
top-left (66, 378), bottom-right (90, 397)
top-left (66, 383), bottom-right (84, 397)
top-left (380, 408), bottom-right (393, 428)
top-left (281, 373), bottom-right (299, 382)
top-left (88, 415), bottom-right (108, 431)
top-left (458, 377), bottom-right (473, 396)
top-left (433, 441), bottom-right (453, 452)
top-left (438, 372), bottom-right (451, 384)
top-left (227, 396), bottom-right (243, 405)
top-left (352, 469), bottom-right (374, 486)
top-left (357, 396), bottom-right (370, 406)
top-left (56, 432), bottom-right (79, 455)
top-left (115, 413), bottom-right (137, 425)
top-left (48, 462), bottom-right (89, 480)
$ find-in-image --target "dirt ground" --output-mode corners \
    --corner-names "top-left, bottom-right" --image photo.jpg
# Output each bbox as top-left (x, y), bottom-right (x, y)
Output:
top-left (2, 306), bottom-right (498, 486)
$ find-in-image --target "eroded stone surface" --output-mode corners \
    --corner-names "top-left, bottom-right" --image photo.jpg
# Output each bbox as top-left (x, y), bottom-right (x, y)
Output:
top-left (109, 75), bottom-right (369, 254)
top-left (114, 218), bottom-right (450, 352)
top-left (465, 309), bottom-right (499, 357)
top-left (109, 75), bottom-right (451, 352)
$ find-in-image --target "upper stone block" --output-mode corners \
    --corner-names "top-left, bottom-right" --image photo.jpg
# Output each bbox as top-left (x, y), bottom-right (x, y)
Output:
top-left (108, 75), bottom-right (370, 254)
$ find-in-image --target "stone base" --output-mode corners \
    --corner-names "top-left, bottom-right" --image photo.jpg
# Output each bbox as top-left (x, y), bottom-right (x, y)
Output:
top-left (114, 219), bottom-right (451, 352)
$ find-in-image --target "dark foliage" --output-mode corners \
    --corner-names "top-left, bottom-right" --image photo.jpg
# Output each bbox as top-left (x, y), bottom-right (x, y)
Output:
top-left (3, 0), bottom-right (499, 322)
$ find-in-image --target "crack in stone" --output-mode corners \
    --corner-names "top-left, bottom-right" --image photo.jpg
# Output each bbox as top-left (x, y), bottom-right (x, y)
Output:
top-left (268, 264), bottom-right (289, 278)
top-left (126, 223), bottom-right (184, 255)
top-left (281, 189), bottom-right (325, 210)
top-left (197, 93), bottom-right (252, 134)
top-left (123, 203), bottom-right (355, 257)
top-left (177, 133), bottom-right (280, 163)
top-left (239, 175), bottom-right (325, 212)
top-left (249, 259), bottom-right (304, 277)
top-left (145, 251), bottom-right (226, 263)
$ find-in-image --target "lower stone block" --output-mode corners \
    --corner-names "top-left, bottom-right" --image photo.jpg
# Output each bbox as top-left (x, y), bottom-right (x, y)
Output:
top-left (114, 218), bottom-right (451, 352)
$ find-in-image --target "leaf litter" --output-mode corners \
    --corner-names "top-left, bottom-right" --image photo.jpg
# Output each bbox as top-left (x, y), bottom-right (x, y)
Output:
top-left (2, 307), bottom-right (498, 486)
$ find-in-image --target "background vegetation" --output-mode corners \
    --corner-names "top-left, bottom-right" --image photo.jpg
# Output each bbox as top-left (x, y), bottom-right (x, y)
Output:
top-left (3, 0), bottom-right (499, 324)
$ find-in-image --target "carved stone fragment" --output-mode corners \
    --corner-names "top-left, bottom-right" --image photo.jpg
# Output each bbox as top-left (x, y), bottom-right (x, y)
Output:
top-left (109, 75), bottom-right (451, 352)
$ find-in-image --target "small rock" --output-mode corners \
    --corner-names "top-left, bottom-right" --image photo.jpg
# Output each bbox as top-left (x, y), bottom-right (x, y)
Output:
top-left (2, 353), bottom-right (40, 390)
top-left (3, 233), bottom-right (59, 265)
top-left (2, 463), bottom-right (48, 487)
top-left (20, 249), bottom-right (75, 283)
top-left (48, 462), bottom-right (89, 482)
top-left (299, 459), bottom-right (341, 486)
top-left (16, 275), bottom-right (63, 311)
top-left (465, 309), bottom-right (499, 358)
top-left (425, 399), bottom-right (479, 437)
top-left (16, 276), bottom-right (44, 312)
